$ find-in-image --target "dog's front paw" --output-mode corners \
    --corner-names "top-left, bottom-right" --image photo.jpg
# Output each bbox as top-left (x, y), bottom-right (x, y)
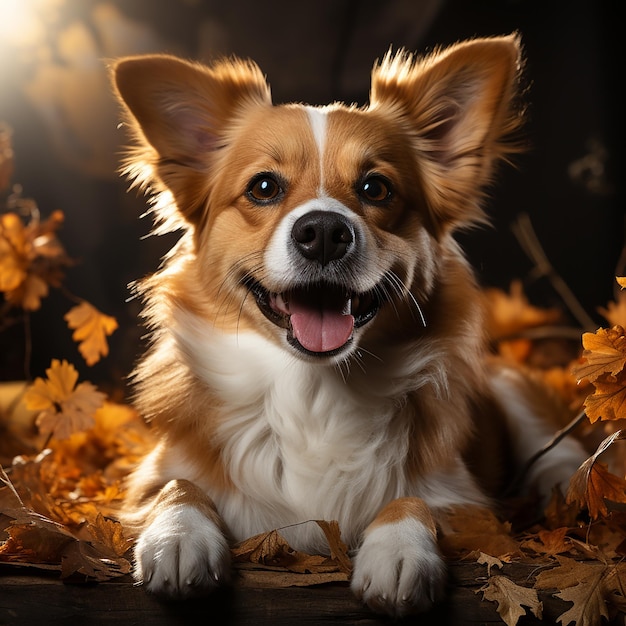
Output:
top-left (350, 517), bottom-right (447, 616)
top-left (133, 504), bottom-right (231, 597)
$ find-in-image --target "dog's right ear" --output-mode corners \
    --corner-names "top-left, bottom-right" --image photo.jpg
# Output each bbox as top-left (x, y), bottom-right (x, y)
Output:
top-left (111, 55), bottom-right (271, 222)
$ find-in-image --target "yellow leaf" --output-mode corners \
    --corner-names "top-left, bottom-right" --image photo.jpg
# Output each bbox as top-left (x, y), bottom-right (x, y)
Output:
top-left (478, 575), bottom-right (542, 626)
top-left (0, 241), bottom-right (26, 291)
top-left (617, 277), bottom-right (626, 289)
top-left (572, 325), bottom-right (626, 383)
top-left (24, 359), bottom-right (106, 440)
top-left (5, 273), bottom-right (49, 311)
top-left (64, 302), bottom-right (118, 366)
top-left (24, 360), bottom-right (79, 410)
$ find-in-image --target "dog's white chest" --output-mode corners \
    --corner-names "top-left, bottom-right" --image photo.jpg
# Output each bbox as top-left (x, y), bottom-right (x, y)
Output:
top-left (190, 331), bottom-right (407, 543)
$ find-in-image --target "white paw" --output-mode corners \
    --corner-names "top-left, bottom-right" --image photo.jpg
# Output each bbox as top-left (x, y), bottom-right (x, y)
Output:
top-left (133, 504), bottom-right (231, 597)
top-left (350, 518), bottom-right (446, 616)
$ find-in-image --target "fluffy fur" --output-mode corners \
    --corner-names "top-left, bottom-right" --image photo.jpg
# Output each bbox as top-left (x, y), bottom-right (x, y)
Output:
top-left (111, 34), bottom-right (586, 616)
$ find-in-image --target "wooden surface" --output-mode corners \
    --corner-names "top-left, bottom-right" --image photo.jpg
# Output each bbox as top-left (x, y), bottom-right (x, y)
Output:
top-left (0, 562), bottom-right (574, 626)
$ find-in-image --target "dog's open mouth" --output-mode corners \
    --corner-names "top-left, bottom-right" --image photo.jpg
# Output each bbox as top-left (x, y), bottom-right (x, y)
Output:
top-left (245, 279), bottom-right (380, 356)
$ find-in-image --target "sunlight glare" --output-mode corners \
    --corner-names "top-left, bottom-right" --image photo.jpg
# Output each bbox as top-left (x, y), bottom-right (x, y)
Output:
top-left (0, 0), bottom-right (45, 48)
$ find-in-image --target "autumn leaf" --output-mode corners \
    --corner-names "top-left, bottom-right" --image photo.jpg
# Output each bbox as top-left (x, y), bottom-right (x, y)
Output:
top-left (64, 301), bottom-right (118, 366)
top-left (583, 369), bottom-right (626, 423)
top-left (521, 527), bottom-right (574, 557)
top-left (483, 279), bottom-right (562, 340)
top-left (23, 359), bottom-right (106, 440)
top-left (439, 505), bottom-right (520, 559)
top-left (232, 528), bottom-right (327, 573)
top-left (599, 288), bottom-right (626, 327)
top-left (0, 212), bottom-right (28, 292)
top-left (566, 431), bottom-right (626, 519)
top-left (478, 575), bottom-right (542, 626)
top-left (315, 519), bottom-right (352, 574)
top-left (85, 513), bottom-right (132, 558)
top-left (4, 272), bottom-right (49, 311)
top-left (534, 557), bottom-right (621, 626)
top-left (232, 521), bottom-right (352, 577)
top-left (477, 552), bottom-right (503, 576)
top-left (573, 325), bottom-right (626, 383)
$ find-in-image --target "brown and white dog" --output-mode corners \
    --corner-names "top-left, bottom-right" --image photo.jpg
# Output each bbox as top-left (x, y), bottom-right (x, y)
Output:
top-left (111, 34), bottom-right (586, 616)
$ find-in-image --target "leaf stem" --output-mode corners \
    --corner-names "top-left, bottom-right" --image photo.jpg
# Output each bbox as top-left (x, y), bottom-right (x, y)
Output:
top-left (503, 408), bottom-right (588, 497)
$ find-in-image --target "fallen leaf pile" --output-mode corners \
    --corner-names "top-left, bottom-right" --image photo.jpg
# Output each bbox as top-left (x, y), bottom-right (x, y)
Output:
top-left (2, 124), bottom-right (626, 625)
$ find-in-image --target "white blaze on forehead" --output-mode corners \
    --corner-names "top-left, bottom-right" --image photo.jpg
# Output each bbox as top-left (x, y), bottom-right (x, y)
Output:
top-left (305, 106), bottom-right (328, 192)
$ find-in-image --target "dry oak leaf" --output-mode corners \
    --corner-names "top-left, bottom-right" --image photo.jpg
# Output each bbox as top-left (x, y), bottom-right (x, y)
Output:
top-left (573, 325), bottom-right (626, 384)
top-left (534, 556), bottom-right (621, 626)
top-left (24, 359), bottom-right (106, 440)
top-left (232, 528), bottom-right (328, 573)
top-left (477, 552), bottom-right (503, 576)
top-left (65, 301), bottom-right (118, 366)
top-left (478, 575), bottom-right (542, 626)
top-left (314, 519), bottom-right (352, 575)
top-left (566, 431), bottom-right (626, 519)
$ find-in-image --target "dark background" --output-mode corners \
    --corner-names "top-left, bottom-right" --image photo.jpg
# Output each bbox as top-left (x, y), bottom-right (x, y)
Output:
top-left (0, 0), bottom-right (623, 390)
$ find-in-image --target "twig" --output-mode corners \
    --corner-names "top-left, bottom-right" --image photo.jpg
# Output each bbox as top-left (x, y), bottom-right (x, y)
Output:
top-left (503, 408), bottom-right (588, 497)
top-left (511, 213), bottom-right (596, 331)
top-left (0, 465), bottom-right (24, 507)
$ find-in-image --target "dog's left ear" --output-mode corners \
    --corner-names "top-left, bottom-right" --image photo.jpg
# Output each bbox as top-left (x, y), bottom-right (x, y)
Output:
top-left (370, 34), bottom-right (524, 233)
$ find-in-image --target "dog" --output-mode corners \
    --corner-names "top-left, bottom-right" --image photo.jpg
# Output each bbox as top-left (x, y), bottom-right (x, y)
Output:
top-left (111, 34), bottom-right (587, 616)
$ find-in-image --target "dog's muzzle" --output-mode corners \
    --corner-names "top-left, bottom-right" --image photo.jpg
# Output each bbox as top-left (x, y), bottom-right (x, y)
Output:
top-left (246, 210), bottom-right (381, 357)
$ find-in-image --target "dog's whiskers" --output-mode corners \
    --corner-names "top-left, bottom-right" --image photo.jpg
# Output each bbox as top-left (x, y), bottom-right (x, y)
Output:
top-left (382, 271), bottom-right (427, 328)
top-left (213, 253), bottom-right (266, 331)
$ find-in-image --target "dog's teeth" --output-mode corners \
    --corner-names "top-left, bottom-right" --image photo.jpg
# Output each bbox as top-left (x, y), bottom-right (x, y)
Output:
top-left (272, 292), bottom-right (289, 314)
top-left (342, 298), bottom-right (352, 315)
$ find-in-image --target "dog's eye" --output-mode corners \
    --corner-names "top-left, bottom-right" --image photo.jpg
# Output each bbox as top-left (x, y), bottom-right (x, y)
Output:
top-left (247, 175), bottom-right (283, 204)
top-left (359, 175), bottom-right (392, 204)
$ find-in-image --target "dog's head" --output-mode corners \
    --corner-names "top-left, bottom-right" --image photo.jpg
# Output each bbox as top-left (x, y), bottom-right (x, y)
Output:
top-left (112, 36), bottom-right (522, 363)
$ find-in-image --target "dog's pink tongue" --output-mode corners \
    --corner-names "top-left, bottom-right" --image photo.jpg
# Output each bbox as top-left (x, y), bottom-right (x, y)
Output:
top-left (290, 299), bottom-right (354, 353)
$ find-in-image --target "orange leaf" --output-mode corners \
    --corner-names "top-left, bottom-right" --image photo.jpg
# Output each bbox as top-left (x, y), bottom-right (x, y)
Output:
top-left (24, 359), bottom-right (106, 440)
top-left (617, 277), bottom-right (626, 289)
top-left (87, 514), bottom-right (132, 558)
top-left (566, 431), bottom-right (626, 519)
top-left (599, 290), bottom-right (626, 328)
top-left (572, 325), bottom-right (626, 383)
top-left (0, 213), bottom-right (27, 291)
top-left (64, 302), bottom-right (118, 366)
top-left (4, 273), bottom-right (49, 311)
top-left (583, 369), bottom-right (626, 423)
top-left (483, 280), bottom-right (562, 340)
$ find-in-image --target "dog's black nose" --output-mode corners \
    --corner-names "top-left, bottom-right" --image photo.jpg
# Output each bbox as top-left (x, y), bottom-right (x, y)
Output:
top-left (291, 210), bottom-right (354, 266)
